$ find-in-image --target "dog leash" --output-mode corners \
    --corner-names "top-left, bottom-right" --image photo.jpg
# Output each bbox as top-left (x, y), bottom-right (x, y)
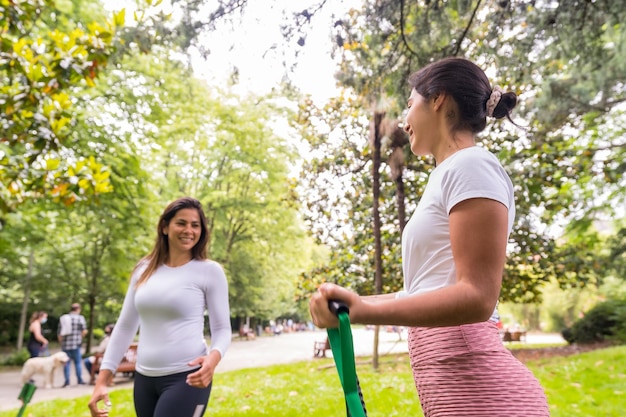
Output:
top-left (327, 301), bottom-right (367, 417)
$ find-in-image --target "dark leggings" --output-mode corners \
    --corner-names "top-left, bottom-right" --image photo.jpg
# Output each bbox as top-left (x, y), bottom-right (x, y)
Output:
top-left (27, 341), bottom-right (43, 358)
top-left (27, 346), bottom-right (41, 358)
top-left (134, 370), bottom-right (212, 417)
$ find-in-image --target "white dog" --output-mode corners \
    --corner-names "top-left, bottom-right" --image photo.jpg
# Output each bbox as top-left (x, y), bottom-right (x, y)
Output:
top-left (21, 351), bottom-right (70, 388)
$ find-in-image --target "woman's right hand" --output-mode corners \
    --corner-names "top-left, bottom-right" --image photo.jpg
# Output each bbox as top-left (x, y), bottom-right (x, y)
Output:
top-left (88, 371), bottom-right (113, 417)
top-left (309, 283), bottom-right (362, 328)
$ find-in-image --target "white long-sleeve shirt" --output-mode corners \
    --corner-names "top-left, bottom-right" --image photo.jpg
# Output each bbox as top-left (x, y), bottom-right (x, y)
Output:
top-left (100, 259), bottom-right (232, 377)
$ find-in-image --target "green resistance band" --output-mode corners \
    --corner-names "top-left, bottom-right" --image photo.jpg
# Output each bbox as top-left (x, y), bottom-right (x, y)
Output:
top-left (17, 382), bottom-right (37, 417)
top-left (327, 301), bottom-right (368, 417)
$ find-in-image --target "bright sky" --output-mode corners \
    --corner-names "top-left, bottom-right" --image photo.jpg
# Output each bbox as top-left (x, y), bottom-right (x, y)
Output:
top-left (105, 0), bottom-right (362, 103)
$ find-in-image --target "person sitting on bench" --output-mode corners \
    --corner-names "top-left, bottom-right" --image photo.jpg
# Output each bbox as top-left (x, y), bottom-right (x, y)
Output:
top-left (84, 323), bottom-right (114, 377)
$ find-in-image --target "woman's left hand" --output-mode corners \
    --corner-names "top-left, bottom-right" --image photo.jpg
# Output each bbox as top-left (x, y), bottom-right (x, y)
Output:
top-left (186, 352), bottom-right (220, 388)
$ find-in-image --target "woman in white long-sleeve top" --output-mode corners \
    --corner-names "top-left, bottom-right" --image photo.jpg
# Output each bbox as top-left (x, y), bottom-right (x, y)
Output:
top-left (88, 197), bottom-right (232, 417)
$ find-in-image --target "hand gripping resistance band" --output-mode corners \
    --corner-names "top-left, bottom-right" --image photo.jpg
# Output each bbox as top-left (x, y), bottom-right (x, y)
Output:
top-left (327, 301), bottom-right (368, 417)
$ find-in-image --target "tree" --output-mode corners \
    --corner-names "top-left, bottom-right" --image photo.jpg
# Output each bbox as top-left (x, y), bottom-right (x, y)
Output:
top-left (469, 1), bottom-right (625, 297)
top-left (0, 203), bottom-right (47, 350)
top-left (160, 85), bottom-right (310, 321)
top-left (44, 198), bottom-right (151, 352)
top-left (0, 0), bottom-right (124, 213)
top-left (294, 94), bottom-right (420, 296)
top-left (292, 0), bottom-right (626, 303)
top-left (0, 0), bottom-right (253, 214)
top-left (605, 222), bottom-right (626, 283)
top-left (99, 50), bottom-right (312, 321)
top-left (3, 0), bottom-right (321, 345)
top-left (0, 86), bottom-right (154, 349)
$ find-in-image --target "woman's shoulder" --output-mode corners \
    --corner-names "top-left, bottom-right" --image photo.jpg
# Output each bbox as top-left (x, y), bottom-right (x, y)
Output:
top-left (130, 258), bottom-right (149, 283)
top-left (450, 145), bottom-right (498, 165)
top-left (443, 146), bottom-right (505, 176)
top-left (191, 259), bottom-right (226, 273)
top-left (189, 260), bottom-right (228, 288)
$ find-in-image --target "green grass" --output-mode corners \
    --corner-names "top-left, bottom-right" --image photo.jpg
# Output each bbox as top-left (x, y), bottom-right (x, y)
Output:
top-left (2, 345), bottom-right (624, 417)
top-left (531, 346), bottom-right (626, 417)
top-left (507, 341), bottom-right (568, 350)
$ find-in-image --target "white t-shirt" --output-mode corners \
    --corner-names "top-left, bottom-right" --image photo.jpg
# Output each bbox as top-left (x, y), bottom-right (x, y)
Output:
top-left (401, 146), bottom-right (515, 303)
top-left (100, 259), bottom-right (232, 377)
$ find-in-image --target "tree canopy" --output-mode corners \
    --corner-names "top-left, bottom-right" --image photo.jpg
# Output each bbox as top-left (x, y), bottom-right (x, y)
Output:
top-left (2, 0), bottom-right (626, 348)
top-left (1, 0), bottom-right (313, 346)
top-left (294, 0), bottom-right (626, 302)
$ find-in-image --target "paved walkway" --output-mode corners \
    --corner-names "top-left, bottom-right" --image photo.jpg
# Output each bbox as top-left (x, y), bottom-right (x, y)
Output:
top-left (0, 329), bottom-right (564, 412)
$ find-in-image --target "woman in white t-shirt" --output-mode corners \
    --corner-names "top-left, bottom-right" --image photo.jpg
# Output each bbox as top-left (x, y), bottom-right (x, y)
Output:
top-left (309, 57), bottom-right (549, 416)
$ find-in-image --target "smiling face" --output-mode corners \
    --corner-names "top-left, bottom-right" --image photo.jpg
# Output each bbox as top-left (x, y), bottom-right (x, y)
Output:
top-left (162, 208), bottom-right (202, 257)
top-left (404, 89), bottom-right (438, 156)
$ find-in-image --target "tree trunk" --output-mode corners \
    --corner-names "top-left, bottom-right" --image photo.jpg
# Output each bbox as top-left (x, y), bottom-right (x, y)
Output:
top-left (85, 237), bottom-right (105, 354)
top-left (395, 174), bottom-right (407, 231)
top-left (87, 293), bottom-right (96, 354)
top-left (371, 111), bottom-right (385, 370)
top-left (17, 250), bottom-right (35, 351)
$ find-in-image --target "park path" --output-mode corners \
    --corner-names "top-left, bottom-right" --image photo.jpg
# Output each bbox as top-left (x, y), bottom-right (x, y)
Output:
top-left (0, 328), bottom-right (564, 412)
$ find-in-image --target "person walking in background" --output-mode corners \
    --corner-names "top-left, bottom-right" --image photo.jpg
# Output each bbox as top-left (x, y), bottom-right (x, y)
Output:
top-left (58, 303), bottom-right (88, 387)
top-left (309, 57), bottom-right (549, 416)
top-left (88, 197), bottom-right (232, 417)
top-left (84, 323), bottom-right (114, 382)
top-left (26, 311), bottom-right (49, 358)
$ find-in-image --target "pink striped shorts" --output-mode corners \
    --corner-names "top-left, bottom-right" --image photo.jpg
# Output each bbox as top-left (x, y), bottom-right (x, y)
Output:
top-left (408, 321), bottom-right (550, 416)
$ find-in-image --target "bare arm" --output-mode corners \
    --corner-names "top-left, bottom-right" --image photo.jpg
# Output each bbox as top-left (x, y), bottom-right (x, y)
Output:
top-left (361, 293), bottom-right (397, 302)
top-left (88, 370), bottom-right (114, 416)
top-left (94, 369), bottom-right (114, 386)
top-left (310, 198), bottom-right (508, 328)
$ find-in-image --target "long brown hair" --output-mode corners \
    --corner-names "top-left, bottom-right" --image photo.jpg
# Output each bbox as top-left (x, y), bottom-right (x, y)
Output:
top-left (135, 197), bottom-right (209, 287)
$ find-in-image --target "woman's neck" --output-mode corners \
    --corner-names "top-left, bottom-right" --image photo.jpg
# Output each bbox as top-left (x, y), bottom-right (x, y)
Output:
top-left (166, 251), bottom-right (193, 267)
top-left (433, 131), bottom-right (475, 165)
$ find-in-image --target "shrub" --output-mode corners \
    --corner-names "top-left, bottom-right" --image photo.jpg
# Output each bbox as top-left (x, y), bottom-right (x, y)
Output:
top-left (0, 302), bottom-right (25, 345)
top-left (0, 302), bottom-right (60, 347)
top-left (1, 348), bottom-right (30, 366)
top-left (562, 298), bottom-right (626, 344)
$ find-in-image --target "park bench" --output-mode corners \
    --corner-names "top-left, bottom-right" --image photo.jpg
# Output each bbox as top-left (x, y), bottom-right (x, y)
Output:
top-left (90, 343), bottom-right (138, 384)
top-left (501, 330), bottom-right (527, 343)
top-left (238, 326), bottom-right (256, 340)
top-left (313, 337), bottom-right (331, 358)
